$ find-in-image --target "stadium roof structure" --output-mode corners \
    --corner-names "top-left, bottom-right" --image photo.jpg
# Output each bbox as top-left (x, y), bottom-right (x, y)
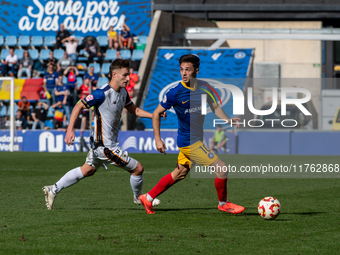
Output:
top-left (184, 27), bottom-right (340, 49)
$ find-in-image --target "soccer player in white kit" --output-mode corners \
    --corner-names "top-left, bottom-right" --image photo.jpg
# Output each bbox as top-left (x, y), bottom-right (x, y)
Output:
top-left (42, 59), bottom-right (164, 210)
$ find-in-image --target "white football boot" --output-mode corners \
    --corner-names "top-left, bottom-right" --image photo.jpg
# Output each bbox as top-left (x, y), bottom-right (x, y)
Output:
top-left (42, 185), bottom-right (56, 210)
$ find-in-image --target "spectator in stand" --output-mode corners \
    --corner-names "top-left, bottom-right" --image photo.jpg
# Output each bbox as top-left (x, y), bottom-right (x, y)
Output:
top-left (63, 66), bottom-right (79, 105)
top-left (119, 23), bottom-right (133, 49)
top-left (32, 100), bottom-right (49, 130)
top-left (126, 67), bottom-right (138, 98)
top-left (0, 48), bottom-right (18, 77)
top-left (15, 110), bottom-right (27, 130)
top-left (55, 23), bottom-right (70, 49)
top-left (77, 78), bottom-right (96, 100)
top-left (54, 76), bottom-right (69, 106)
top-left (43, 64), bottom-right (59, 104)
top-left (84, 37), bottom-right (103, 64)
top-left (17, 96), bottom-right (31, 122)
top-left (57, 52), bottom-right (74, 76)
top-left (84, 66), bottom-right (98, 87)
top-left (107, 26), bottom-right (119, 50)
top-left (45, 51), bottom-right (58, 70)
top-left (61, 35), bottom-right (79, 64)
top-left (17, 50), bottom-right (34, 79)
top-left (52, 101), bottom-right (67, 130)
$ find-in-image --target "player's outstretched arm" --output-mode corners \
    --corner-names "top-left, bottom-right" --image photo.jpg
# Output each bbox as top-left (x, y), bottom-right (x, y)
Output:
top-left (65, 102), bottom-right (86, 145)
top-left (126, 103), bottom-right (167, 119)
top-left (210, 103), bottom-right (240, 128)
top-left (152, 104), bottom-right (167, 154)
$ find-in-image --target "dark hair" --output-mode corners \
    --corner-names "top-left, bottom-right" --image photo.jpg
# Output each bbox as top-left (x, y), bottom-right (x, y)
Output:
top-left (108, 59), bottom-right (130, 80)
top-left (179, 54), bottom-right (200, 69)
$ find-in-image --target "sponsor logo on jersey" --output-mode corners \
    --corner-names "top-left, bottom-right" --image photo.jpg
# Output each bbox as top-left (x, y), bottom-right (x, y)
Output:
top-left (182, 100), bottom-right (189, 104)
top-left (86, 95), bottom-right (94, 101)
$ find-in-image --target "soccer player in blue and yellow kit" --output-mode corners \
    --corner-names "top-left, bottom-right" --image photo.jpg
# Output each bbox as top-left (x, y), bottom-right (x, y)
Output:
top-left (139, 54), bottom-right (245, 214)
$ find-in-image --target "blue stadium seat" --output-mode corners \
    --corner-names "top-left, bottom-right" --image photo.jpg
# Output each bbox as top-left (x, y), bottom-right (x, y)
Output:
top-left (97, 77), bottom-right (109, 87)
top-left (0, 49), bottom-right (9, 60)
top-left (28, 49), bottom-right (39, 60)
top-left (63, 76), bottom-right (68, 84)
top-left (5, 35), bottom-right (17, 47)
top-left (47, 107), bottom-right (55, 118)
top-left (131, 49), bottom-right (144, 61)
top-left (18, 36), bottom-right (30, 47)
top-left (77, 62), bottom-right (87, 75)
top-left (104, 49), bottom-right (117, 61)
top-left (39, 49), bottom-right (50, 61)
top-left (0, 35), bottom-right (4, 46)
top-left (138, 35), bottom-right (148, 44)
top-left (53, 49), bottom-right (64, 60)
top-left (44, 36), bottom-right (55, 47)
top-left (97, 36), bottom-right (108, 47)
top-left (77, 77), bottom-right (83, 87)
top-left (78, 49), bottom-right (88, 62)
top-left (89, 63), bottom-right (100, 74)
top-left (44, 119), bottom-right (54, 129)
top-left (0, 105), bottom-right (7, 116)
top-left (101, 63), bottom-right (110, 74)
top-left (120, 50), bottom-right (131, 59)
top-left (14, 49), bottom-right (24, 59)
top-left (31, 36), bottom-right (43, 47)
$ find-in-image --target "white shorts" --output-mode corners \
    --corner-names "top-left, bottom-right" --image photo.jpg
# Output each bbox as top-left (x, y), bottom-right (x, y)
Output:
top-left (85, 145), bottom-right (138, 171)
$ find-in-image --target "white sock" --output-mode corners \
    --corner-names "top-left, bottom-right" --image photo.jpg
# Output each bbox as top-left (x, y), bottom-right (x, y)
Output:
top-left (218, 200), bottom-right (228, 206)
top-left (130, 174), bottom-right (143, 197)
top-left (52, 167), bottom-right (84, 194)
top-left (146, 193), bottom-right (154, 202)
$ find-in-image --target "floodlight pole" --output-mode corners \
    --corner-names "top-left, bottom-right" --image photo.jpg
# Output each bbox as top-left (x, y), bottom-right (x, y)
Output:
top-left (9, 77), bottom-right (15, 152)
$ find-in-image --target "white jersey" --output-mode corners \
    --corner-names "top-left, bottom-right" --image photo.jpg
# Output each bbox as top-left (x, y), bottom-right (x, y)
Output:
top-left (82, 83), bottom-right (132, 147)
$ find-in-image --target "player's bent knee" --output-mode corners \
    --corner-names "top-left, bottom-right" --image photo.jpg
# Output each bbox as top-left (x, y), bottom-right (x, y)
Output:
top-left (132, 162), bottom-right (144, 175)
top-left (81, 164), bottom-right (97, 177)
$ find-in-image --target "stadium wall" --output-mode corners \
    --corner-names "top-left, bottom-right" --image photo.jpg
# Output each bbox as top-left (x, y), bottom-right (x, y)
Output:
top-left (0, 130), bottom-right (338, 156)
top-left (0, 0), bottom-right (151, 36)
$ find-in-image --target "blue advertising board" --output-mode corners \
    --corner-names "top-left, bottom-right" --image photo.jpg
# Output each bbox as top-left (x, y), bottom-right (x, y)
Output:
top-left (0, 130), bottom-right (236, 154)
top-left (142, 48), bottom-right (253, 130)
top-left (0, 0), bottom-right (151, 36)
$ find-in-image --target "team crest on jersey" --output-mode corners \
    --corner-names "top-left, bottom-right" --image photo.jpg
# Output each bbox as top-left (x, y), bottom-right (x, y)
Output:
top-left (86, 95), bottom-right (94, 101)
top-left (163, 95), bottom-right (167, 103)
top-left (208, 153), bottom-right (214, 159)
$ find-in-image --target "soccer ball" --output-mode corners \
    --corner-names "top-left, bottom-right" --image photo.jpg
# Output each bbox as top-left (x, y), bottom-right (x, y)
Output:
top-left (258, 197), bottom-right (281, 220)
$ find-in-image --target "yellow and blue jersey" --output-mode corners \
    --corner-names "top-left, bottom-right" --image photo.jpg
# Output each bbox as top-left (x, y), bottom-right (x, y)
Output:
top-left (160, 80), bottom-right (216, 148)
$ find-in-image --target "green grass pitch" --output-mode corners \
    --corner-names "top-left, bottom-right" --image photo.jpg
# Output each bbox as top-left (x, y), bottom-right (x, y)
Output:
top-left (0, 152), bottom-right (339, 254)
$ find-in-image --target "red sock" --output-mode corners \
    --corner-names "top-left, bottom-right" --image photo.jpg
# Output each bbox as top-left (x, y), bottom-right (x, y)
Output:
top-left (148, 173), bottom-right (175, 199)
top-left (215, 177), bottom-right (227, 202)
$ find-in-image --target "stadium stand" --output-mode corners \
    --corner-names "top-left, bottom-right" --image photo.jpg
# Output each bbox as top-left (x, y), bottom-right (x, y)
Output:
top-left (44, 36), bottom-right (55, 48)
top-left (88, 63), bottom-right (100, 74)
top-left (74, 35), bottom-right (83, 45)
top-left (18, 36), bottom-right (30, 48)
top-left (53, 49), bottom-right (64, 60)
top-left (77, 77), bottom-right (83, 86)
top-left (31, 36), bottom-right (43, 48)
top-left (101, 63), bottom-right (110, 74)
top-left (28, 49), bottom-right (39, 60)
top-left (98, 77), bottom-right (109, 87)
top-left (77, 62), bottom-right (87, 75)
top-left (97, 36), bottom-right (108, 47)
top-left (0, 49), bottom-right (9, 60)
top-left (131, 49), bottom-right (144, 61)
top-left (39, 49), bottom-right (50, 61)
top-left (104, 49), bottom-right (117, 61)
top-left (0, 35), bottom-right (3, 46)
top-left (120, 49), bottom-right (131, 59)
top-left (5, 35), bottom-right (17, 47)
top-left (14, 49), bottom-right (24, 59)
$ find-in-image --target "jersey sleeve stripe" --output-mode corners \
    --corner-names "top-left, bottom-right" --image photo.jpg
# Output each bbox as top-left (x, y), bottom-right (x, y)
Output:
top-left (81, 99), bottom-right (90, 109)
